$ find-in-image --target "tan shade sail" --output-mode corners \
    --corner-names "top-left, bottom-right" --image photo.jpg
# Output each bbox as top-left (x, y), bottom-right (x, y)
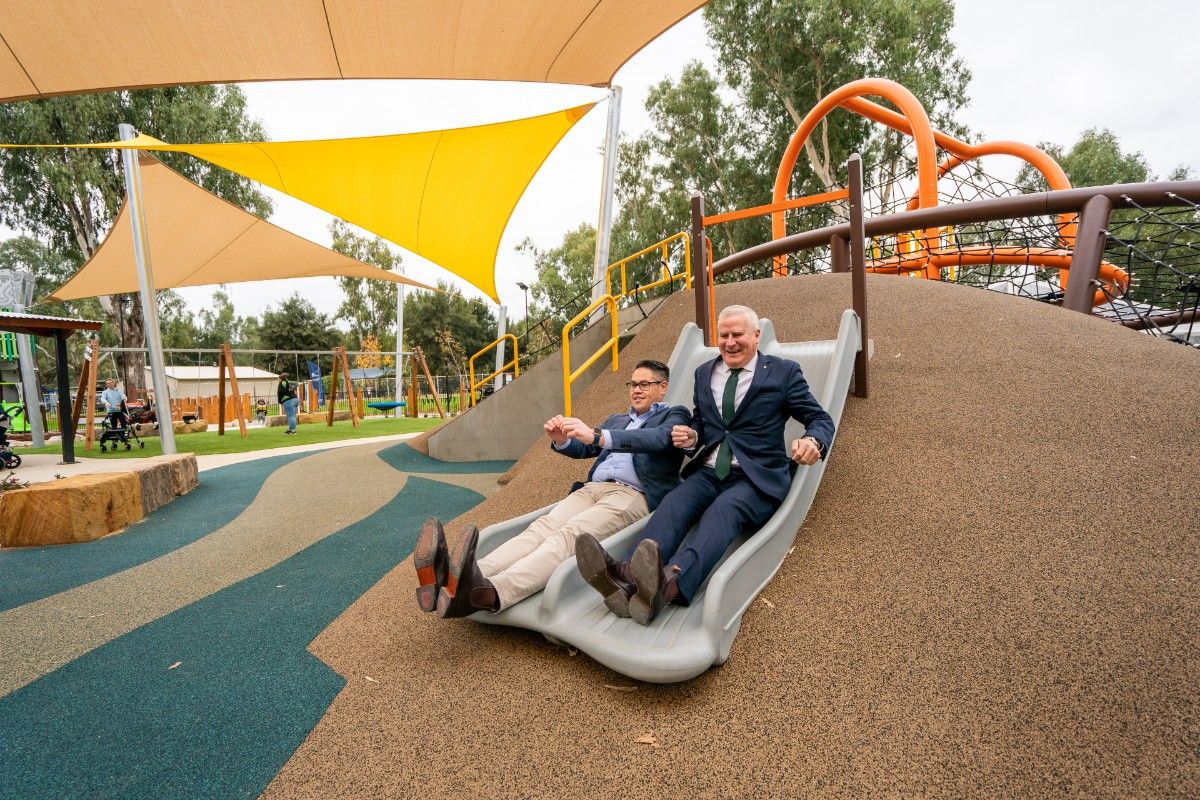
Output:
top-left (46, 154), bottom-right (435, 302)
top-left (0, 0), bottom-right (706, 102)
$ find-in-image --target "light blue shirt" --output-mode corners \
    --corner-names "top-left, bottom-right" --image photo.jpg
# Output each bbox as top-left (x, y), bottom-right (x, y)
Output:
top-left (101, 387), bottom-right (125, 412)
top-left (588, 401), bottom-right (667, 493)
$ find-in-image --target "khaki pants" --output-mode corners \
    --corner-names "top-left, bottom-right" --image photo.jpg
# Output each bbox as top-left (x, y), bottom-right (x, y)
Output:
top-left (479, 481), bottom-right (649, 610)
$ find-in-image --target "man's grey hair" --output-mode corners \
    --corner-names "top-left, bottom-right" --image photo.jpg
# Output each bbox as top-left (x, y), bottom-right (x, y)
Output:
top-left (717, 305), bottom-right (760, 331)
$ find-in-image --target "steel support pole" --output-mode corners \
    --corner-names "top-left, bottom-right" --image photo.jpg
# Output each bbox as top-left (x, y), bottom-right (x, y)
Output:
top-left (847, 154), bottom-right (869, 399)
top-left (690, 194), bottom-right (712, 345)
top-left (395, 272), bottom-right (405, 408)
top-left (493, 306), bottom-right (507, 391)
top-left (1063, 194), bottom-right (1114, 315)
top-left (54, 330), bottom-right (75, 464)
top-left (829, 235), bottom-right (849, 274)
top-left (9, 270), bottom-right (45, 446)
top-left (119, 123), bottom-right (176, 454)
top-left (591, 87), bottom-right (623, 303)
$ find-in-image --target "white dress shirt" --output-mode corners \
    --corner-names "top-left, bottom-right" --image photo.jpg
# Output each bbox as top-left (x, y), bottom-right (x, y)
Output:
top-left (704, 353), bottom-right (758, 467)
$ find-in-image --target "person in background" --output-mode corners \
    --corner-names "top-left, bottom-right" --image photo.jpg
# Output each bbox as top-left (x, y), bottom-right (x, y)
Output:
top-left (277, 372), bottom-right (300, 434)
top-left (100, 379), bottom-right (127, 429)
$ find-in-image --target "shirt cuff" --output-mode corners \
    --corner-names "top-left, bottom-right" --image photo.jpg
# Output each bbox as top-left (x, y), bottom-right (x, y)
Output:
top-left (552, 439), bottom-right (571, 451)
top-left (600, 429), bottom-right (612, 449)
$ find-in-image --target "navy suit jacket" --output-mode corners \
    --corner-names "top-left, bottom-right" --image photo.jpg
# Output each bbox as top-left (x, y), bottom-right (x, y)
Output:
top-left (553, 404), bottom-right (691, 510)
top-left (685, 354), bottom-right (835, 501)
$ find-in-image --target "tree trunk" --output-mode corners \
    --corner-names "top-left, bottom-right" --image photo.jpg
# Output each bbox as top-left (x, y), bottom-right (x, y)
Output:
top-left (122, 294), bottom-right (148, 394)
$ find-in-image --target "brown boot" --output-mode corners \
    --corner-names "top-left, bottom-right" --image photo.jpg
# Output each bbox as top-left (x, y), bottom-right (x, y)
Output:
top-left (437, 526), bottom-right (499, 618)
top-left (628, 540), bottom-right (680, 626)
top-left (576, 533), bottom-right (636, 617)
top-left (414, 518), bottom-right (449, 612)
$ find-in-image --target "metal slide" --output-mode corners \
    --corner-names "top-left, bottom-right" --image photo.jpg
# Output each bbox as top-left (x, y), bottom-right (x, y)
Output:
top-left (471, 310), bottom-right (863, 683)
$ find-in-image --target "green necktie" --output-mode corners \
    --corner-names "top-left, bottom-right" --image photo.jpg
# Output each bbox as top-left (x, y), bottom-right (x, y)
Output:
top-left (714, 368), bottom-right (743, 479)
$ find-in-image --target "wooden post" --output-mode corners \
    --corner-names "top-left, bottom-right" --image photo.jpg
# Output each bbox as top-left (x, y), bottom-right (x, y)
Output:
top-left (221, 343), bottom-right (248, 438)
top-left (84, 339), bottom-right (99, 450)
top-left (690, 194), bottom-right (712, 346)
top-left (413, 346), bottom-right (445, 418)
top-left (70, 337), bottom-right (94, 448)
top-left (338, 347), bottom-right (359, 428)
top-left (326, 350), bottom-right (341, 427)
top-left (408, 357), bottom-right (419, 417)
top-left (217, 349), bottom-right (227, 435)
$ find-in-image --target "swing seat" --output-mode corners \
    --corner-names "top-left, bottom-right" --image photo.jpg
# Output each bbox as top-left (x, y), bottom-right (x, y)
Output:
top-left (470, 312), bottom-right (863, 683)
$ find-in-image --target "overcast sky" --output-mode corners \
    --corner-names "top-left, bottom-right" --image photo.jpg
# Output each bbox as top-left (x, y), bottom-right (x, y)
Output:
top-left (34, 1), bottom-right (1200, 324)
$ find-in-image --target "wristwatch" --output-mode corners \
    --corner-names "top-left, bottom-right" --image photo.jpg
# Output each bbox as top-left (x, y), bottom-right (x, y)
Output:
top-left (803, 435), bottom-right (824, 457)
top-left (592, 427), bottom-right (603, 446)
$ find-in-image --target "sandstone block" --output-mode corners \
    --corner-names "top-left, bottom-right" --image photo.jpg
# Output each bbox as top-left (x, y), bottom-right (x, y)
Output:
top-left (174, 420), bottom-right (208, 434)
top-left (0, 473), bottom-right (143, 548)
top-left (127, 454), bottom-right (198, 515)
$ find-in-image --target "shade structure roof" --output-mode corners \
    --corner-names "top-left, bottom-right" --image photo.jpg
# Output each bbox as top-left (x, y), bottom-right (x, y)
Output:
top-left (0, 0), bottom-right (706, 102)
top-left (46, 154), bottom-right (436, 302)
top-left (40, 103), bottom-right (594, 300)
top-left (0, 311), bottom-right (102, 337)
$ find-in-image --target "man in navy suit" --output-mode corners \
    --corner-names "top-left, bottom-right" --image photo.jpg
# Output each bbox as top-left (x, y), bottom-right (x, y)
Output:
top-left (416, 359), bottom-right (691, 618)
top-left (577, 305), bottom-right (835, 625)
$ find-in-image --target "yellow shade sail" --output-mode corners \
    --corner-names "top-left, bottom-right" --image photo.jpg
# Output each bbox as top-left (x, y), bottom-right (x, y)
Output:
top-left (0, 1), bottom-right (706, 101)
top-left (39, 103), bottom-right (594, 301)
top-left (47, 154), bottom-right (436, 302)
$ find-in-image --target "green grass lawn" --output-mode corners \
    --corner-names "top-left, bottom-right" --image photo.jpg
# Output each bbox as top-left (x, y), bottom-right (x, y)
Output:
top-left (22, 416), bottom-right (445, 459)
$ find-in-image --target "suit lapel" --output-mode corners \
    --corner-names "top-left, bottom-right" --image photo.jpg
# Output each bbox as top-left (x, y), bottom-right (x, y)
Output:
top-left (729, 355), bottom-right (772, 425)
top-left (697, 357), bottom-right (721, 420)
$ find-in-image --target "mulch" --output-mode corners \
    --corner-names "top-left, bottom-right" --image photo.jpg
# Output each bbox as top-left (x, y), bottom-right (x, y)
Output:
top-left (264, 274), bottom-right (1200, 799)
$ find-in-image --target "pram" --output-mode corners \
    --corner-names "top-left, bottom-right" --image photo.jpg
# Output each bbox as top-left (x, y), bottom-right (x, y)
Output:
top-left (99, 402), bottom-right (146, 453)
top-left (0, 404), bottom-right (22, 469)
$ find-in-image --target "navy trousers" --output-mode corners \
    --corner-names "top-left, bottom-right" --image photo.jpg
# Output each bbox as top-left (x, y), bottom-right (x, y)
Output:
top-left (628, 467), bottom-right (780, 602)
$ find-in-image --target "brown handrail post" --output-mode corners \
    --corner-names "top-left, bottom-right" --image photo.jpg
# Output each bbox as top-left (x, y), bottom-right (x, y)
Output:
top-left (830, 234), bottom-right (849, 273)
top-left (691, 193), bottom-right (712, 345)
top-left (1063, 194), bottom-right (1114, 314)
top-left (847, 153), bottom-right (869, 399)
top-left (217, 346), bottom-right (227, 435)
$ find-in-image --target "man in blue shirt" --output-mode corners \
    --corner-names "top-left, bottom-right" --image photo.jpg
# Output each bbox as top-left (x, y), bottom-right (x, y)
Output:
top-left (415, 359), bottom-right (691, 618)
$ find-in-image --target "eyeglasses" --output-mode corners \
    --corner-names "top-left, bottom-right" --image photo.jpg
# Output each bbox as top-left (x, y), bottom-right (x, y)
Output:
top-left (625, 380), bottom-right (666, 390)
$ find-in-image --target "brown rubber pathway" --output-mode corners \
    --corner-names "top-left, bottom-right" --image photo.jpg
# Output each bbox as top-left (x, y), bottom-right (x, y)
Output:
top-left (264, 274), bottom-right (1200, 799)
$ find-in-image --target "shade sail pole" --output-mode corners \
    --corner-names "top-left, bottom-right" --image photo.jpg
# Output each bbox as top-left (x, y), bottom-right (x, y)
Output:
top-left (7, 270), bottom-right (45, 447)
top-left (493, 306), bottom-right (507, 391)
top-left (395, 267), bottom-right (405, 408)
top-left (119, 123), bottom-right (176, 455)
top-left (591, 87), bottom-right (623, 302)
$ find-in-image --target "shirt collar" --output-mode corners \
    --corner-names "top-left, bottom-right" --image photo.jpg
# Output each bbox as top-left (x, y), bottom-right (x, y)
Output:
top-left (628, 401), bottom-right (666, 419)
top-left (716, 352), bottom-right (758, 375)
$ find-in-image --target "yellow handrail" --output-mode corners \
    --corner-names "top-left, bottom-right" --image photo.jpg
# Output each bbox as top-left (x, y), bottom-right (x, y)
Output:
top-left (604, 231), bottom-right (691, 301)
top-left (561, 294), bottom-right (619, 416)
top-left (468, 333), bottom-right (520, 407)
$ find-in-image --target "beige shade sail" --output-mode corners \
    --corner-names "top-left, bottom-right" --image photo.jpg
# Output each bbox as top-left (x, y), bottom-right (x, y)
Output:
top-left (0, 0), bottom-right (706, 102)
top-left (46, 154), bottom-right (436, 302)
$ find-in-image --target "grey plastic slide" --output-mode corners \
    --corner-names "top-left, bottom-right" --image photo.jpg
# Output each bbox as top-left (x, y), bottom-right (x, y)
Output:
top-left (471, 310), bottom-right (863, 683)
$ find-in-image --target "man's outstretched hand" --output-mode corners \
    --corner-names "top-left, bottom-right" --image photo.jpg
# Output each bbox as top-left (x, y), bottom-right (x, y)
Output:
top-left (671, 425), bottom-right (698, 449)
top-left (544, 415), bottom-right (568, 446)
top-left (790, 437), bottom-right (821, 465)
top-left (559, 417), bottom-right (595, 444)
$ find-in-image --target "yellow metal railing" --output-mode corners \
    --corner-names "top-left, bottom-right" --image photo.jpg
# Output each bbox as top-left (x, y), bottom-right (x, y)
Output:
top-left (605, 231), bottom-right (691, 301)
top-left (561, 294), bottom-right (618, 416)
top-left (468, 333), bottom-right (519, 407)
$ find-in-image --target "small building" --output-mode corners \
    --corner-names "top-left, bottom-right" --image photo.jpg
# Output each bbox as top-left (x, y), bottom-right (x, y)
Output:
top-left (144, 365), bottom-right (280, 401)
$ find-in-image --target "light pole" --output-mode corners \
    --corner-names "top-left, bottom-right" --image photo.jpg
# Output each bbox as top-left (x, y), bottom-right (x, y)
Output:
top-left (516, 282), bottom-right (530, 322)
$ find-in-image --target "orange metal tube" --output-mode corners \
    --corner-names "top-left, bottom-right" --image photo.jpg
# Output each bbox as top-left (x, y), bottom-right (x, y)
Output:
top-left (703, 188), bottom-right (849, 227)
top-left (771, 79), bottom-right (940, 275)
top-left (866, 246), bottom-right (1128, 307)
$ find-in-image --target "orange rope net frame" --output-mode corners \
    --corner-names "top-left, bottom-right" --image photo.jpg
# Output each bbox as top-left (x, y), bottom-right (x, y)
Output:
top-left (769, 78), bottom-right (1128, 307)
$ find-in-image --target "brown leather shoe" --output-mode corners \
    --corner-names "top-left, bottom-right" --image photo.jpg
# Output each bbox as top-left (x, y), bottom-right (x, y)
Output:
top-left (437, 526), bottom-right (498, 618)
top-left (576, 532), bottom-right (635, 617)
top-left (414, 518), bottom-right (449, 613)
top-left (628, 539), bottom-right (669, 626)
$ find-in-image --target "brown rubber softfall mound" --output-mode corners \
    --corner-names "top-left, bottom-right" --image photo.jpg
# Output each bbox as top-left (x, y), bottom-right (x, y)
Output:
top-left (266, 275), bottom-right (1200, 799)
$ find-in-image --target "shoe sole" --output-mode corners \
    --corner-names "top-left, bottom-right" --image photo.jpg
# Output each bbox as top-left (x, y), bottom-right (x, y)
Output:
top-left (414, 519), bottom-right (443, 613)
top-left (628, 541), bottom-right (663, 626)
top-left (576, 537), bottom-right (631, 618)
